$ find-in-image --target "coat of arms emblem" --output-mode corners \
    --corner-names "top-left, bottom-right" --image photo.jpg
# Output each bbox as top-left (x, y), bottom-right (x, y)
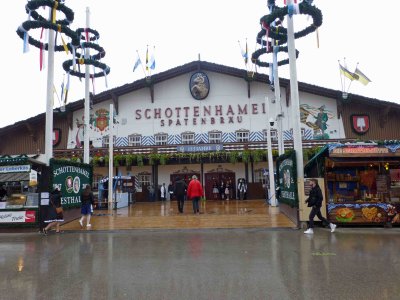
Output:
top-left (351, 114), bottom-right (369, 134)
top-left (189, 72), bottom-right (210, 100)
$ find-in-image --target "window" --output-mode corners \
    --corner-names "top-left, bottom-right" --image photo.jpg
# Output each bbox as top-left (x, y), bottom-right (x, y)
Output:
top-left (288, 128), bottom-right (306, 140)
top-left (208, 131), bottom-right (222, 144)
top-left (181, 132), bottom-right (195, 145)
top-left (92, 174), bottom-right (103, 190)
top-left (128, 134), bottom-right (142, 146)
top-left (138, 172), bottom-right (151, 186)
top-left (236, 130), bottom-right (249, 142)
top-left (301, 128), bottom-right (306, 140)
top-left (102, 135), bottom-right (115, 147)
top-left (264, 129), bottom-right (278, 142)
top-left (154, 133), bottom-right (168, 145)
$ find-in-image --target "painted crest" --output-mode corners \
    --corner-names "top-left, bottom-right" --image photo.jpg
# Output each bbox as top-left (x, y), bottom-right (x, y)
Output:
top-left (53, 128), bottom-right (61, 146)
top-left (91, 108), bottom-right (109, 132)
top-left (189, 72), bottom-right (210, 100)
top-left (351, 114), bottom-right (369, 134)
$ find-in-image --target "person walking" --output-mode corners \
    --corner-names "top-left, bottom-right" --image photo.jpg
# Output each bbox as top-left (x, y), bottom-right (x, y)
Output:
top-left (238, 179), bottom-right (247, 200)
top-left (160, 183), bottom-right (167, 202)
top-left (168, 181), bottom-right (174, 201)
top-left (173, 177), bottom-right (187, 213)
top-left (79, 185), bottom-right (95, 229)
top-left (187, 175), bottom-right (203, 215)
top-left (43, 188), bottom-right (64, 235)
top-left (304, 179), bottom-right (336, 234)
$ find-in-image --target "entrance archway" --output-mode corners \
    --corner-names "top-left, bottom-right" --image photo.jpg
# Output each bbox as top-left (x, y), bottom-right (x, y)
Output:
top-left (204, 166), bottom-right (235, 200)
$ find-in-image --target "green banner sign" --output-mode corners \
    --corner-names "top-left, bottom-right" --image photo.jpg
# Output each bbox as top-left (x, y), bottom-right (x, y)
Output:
top-left (50, 160), bottom-right (93, 208)
top-left (276, 151), bottom-right (298, 207)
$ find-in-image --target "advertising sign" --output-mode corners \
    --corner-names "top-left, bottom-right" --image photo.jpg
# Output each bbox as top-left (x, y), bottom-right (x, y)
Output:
top-left (276, 151), bottom-right (298, 207)
top-left (0, 210), bottom-right (36, 223)
top-left (51, 160), bottom-right (93, 208)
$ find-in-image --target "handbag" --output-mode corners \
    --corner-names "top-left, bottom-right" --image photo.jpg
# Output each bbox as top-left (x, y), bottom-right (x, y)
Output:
top-left (55, 206), bottom-right (63, 214)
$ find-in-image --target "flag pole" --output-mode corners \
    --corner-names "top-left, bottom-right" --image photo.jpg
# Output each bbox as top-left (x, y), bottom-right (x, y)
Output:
top-left (137, 50), bottom-right (147, 77)
top-left (84, 7), bottom-right (91, 164)
top-left (45, 9), bottom-right (55, 166)
top-left (286, 0), bottom-right (304, 183)
top-left (108, 103), bottom-right (114, 205)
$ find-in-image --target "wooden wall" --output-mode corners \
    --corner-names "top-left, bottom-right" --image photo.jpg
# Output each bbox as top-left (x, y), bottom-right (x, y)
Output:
top-left (0, 114), bottom-right (71, 155)
top-left (340, 100), bottom-right (400, 140)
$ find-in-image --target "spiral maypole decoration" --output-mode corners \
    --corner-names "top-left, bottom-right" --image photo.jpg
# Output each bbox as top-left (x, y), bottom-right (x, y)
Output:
top-left (16, 0), bottom-right (80, 61)
top-left (252, 0), bottom-right (322, 69)
top-left (63, 27), bottom-right (110, 80)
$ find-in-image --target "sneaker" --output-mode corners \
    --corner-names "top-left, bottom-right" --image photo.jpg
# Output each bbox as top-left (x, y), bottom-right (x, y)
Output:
top-left (79, 219), bottom-right (83, 228)
top-left (87, 224), bottom-right (92, 227)
top-left (330, 223), bottom-right (337, 233)
top-left (304, 228), bottom-right (314, 234)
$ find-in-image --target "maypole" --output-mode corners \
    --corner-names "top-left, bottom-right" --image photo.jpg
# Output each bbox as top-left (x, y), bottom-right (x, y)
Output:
top-left (252, 0), bottom-right (323, 206)
top-left (62, 12), bottom-right (110, 164)
top-left (17, 0), bottom-right (80, 165)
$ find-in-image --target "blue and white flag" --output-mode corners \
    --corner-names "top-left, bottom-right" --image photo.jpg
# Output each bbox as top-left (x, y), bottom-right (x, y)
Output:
top-left (133, 56), bottom-right (141, 72)
top-left (148, 51), bottom-right (155, 70)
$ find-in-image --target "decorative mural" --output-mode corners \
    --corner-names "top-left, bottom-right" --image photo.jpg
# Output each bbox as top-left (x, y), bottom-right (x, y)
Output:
top-left (300, 104), bottom-right (335, 139)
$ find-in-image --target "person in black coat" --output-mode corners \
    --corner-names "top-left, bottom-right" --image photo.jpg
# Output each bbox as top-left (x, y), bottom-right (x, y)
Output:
top-left (43, 188), bottom-right (64, 235)
top-left (304, 179), bottom-right (336, 234)
top-left (173, 177), bottom-right (187, 213)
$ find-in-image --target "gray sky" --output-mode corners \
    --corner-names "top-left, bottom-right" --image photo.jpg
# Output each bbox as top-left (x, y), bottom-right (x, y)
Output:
top-left (2, 0), bottom-right (399, 128)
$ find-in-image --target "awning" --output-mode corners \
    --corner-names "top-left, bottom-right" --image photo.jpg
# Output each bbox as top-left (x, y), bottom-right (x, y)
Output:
top-left (0, 172), bottom-right (30, 183)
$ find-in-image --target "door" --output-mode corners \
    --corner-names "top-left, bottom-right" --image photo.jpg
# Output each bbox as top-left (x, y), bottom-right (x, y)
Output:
top-left (204, 172), bottom-right (235, 200)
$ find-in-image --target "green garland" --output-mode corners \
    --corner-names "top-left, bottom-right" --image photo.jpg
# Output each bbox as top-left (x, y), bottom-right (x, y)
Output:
top-left (26, 0), bottom-right (74, 26)
top-left (16, 20), bottom-right (80, 51)
top-left (260, 1), bottom-right (323, 43)
top-left (63, 58), bottom-right (110, 78)
top-left (63, 27), bottom-right (109, 79)
top-left (76, 28), bottom-right (100, 41)
top-left (75, 42), bottom-right (106, 60)
top-left (252, 45), bottom-right (299, 68)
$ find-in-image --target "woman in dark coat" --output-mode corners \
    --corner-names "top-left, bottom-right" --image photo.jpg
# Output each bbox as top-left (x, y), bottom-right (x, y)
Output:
top-left (43, 188), bottom-right (64, 234)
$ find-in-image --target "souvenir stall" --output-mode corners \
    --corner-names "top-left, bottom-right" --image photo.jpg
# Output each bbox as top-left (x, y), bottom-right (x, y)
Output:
top-left (0, 155), bottom-right (46, 228)
top-left (98, 175), bottom-right (135, 209)
top-left (304, 142), bottom-right (400, 226)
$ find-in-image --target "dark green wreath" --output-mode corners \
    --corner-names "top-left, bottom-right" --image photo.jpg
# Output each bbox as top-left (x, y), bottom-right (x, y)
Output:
top-left (25, 0), bottom-right (74, 26)
top-left (16, 20), bottom-right (80, 51)
top-left (260, 1), bottom-right (322, 43)
top-left (252, 45), bottom-right (299, 68)
top-left (76, 28), bottom-right (100, 41)
top-left (63, 58), bottom-right (110, 78)
top-left (74, 42), bottom-right (106, 60)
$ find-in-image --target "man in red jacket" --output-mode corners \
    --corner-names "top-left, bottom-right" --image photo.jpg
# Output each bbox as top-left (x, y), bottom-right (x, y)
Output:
top-left (187, 175), bottom-right (203, 215)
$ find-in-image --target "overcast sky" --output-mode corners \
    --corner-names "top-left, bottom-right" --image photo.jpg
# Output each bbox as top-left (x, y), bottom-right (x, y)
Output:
top-left (2, 0), bottom-right (399, 128)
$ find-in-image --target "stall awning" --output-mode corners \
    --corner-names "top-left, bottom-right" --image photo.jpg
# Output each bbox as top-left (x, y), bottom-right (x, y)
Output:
top-left (304, 145), bottom-right (329, 177)
top-left (0, 172), bottom-right (30, 183)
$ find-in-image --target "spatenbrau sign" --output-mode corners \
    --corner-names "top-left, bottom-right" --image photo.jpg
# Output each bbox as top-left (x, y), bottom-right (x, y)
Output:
top-left (51, 162), bottom-right (92, 208)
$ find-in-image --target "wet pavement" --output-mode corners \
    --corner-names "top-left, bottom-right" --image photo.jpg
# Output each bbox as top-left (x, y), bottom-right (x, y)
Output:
top-left (1, 227), bottom-right (399, 300)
